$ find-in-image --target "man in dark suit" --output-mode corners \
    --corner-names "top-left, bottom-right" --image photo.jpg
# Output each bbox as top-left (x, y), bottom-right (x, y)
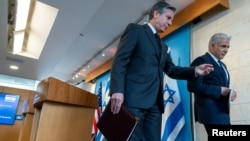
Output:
top-left (109, 1), bottom-right (214, 140)
top-left (187, 33), bottom-right (237, 134)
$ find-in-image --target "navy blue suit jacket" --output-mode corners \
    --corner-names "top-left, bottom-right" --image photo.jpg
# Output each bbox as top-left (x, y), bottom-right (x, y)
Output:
top-left (110, 23), bottom-right (196, 113)
top-left (187, 52), bottom-right (230, 124)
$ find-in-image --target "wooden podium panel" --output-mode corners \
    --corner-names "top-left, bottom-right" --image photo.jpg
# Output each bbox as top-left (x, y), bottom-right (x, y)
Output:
top-left (34, 77), bottom-right (97, 108)
top-left (35, 102), bottom-right (95, 141)
top-left (30, 109), bottom-right (41, 141)
top-left (30, 77), bottom-right (98, 141)
top-left (18, 114), bottom-right (34, 141)
top-left (18, 98), bottom-right (35, 141)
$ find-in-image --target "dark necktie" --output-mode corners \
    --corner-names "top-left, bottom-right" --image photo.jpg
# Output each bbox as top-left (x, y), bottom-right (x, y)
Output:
top-left (218, 60), bottom-right (229, 86)
top-left (218, 60), bottom-right (223, 67)
top-left (154, 33), bottom-right (161, 54)
top-left (155, 33), bottom-right (161, 46)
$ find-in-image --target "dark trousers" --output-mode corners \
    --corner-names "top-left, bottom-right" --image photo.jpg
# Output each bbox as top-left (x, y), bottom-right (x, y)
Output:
top-left (127, 102), bottom-right (162, 141)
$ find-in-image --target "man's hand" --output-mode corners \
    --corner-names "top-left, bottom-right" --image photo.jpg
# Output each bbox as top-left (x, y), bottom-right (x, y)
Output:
top-left (230, 90), bottom-right (237, 101)
top-left (195, 64), bottom-right (214, 76)
top-left (110, 93), bottom-right (124, 114)
top-left (221, 87), bottom-right (237, 101)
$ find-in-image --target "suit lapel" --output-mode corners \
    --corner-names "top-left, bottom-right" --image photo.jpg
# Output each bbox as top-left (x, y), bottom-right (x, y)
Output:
top-left (205, 53), bottom-right (230, 87)
top-left (143, 25), bottom-right (162, 61)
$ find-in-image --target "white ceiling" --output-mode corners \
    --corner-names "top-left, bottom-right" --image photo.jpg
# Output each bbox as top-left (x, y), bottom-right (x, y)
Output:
top-left (0, 0), bottom-right (195, 85)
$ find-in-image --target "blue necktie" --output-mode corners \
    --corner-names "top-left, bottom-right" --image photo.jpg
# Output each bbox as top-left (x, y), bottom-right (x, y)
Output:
top-left (218, 60), bottom-right (223, 67)
top-left (218, 60), bottom-right (229, 86)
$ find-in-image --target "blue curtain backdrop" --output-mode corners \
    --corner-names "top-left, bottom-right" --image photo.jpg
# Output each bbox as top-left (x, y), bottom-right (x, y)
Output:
top-left (94, 24), bottom-right (192, 141)
top-left (163, 24), bottom-right (192, 141)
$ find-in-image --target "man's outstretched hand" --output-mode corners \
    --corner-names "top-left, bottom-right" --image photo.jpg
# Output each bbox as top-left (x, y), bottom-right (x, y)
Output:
top-left (195, 64), bottom-right (214, 76)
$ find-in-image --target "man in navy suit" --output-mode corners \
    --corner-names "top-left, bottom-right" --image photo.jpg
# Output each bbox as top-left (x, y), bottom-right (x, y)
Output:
top-left (109, 1), bottom-right (214, 140)
top-left (187, 33), bottom-right (237, 135)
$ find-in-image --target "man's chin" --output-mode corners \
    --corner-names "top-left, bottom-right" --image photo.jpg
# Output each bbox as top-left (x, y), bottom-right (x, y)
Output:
top-left (158, 30), bottom-right (164, 33)
top-left (159, 28), bottom-right (166, 33)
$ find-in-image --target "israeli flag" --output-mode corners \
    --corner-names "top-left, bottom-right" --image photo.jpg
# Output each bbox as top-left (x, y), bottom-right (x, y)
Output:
top-left (161, 74), bottom-right (185, 141)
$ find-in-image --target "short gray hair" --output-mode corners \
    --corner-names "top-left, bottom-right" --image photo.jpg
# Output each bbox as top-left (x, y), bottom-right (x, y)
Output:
top-left (209, 33), bottom-right (232, 46)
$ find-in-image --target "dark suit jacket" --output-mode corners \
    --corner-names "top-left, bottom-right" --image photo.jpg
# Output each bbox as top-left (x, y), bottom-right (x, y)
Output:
top-left (110, 23), bottom-right (196, 113)
top-left (187, 52), bottom-right (230, 124)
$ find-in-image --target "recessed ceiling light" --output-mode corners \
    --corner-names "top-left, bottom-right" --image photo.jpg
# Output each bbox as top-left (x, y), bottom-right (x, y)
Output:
top-left (10, 65), bottom-right (19, 70)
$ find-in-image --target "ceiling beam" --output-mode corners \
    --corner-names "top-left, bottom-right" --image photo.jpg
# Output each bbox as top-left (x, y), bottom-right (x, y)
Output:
top-left (159, 0), bottom-right (229, 38)
top-left (85, 58), bottom-right (113, 82)
top-left (85, 0), bottom-right (229, 83)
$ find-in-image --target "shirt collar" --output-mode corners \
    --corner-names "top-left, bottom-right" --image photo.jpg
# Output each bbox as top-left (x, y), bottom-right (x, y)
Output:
top-left (147, 23), bottom-right (157, 34)
top-left (208, 52), bottom-right (220, 65)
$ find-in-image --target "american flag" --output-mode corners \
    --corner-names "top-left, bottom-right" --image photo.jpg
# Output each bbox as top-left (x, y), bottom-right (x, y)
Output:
top-left (91, 82), bottom-right (102, 141)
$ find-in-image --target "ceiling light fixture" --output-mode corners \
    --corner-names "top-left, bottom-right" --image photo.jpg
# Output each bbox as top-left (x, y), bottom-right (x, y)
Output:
top-left (8, 0), bottom-right (31, 54)
top-left (10, 65), bottom-right (19, 70)
top-left (8, 0), bottom-right (58, 59)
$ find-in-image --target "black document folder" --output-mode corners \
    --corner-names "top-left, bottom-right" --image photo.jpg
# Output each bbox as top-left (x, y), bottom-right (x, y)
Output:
top-left (97, 100), bottom-right (139, 141)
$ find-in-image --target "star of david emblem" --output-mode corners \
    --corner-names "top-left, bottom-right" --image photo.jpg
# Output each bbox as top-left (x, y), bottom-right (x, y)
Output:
top-left (163, 83), bottom-right (176, 107)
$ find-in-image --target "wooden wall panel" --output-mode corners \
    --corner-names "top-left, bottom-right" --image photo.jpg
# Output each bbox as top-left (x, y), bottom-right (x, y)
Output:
top-left (0, 86), bottom-right (35, 141)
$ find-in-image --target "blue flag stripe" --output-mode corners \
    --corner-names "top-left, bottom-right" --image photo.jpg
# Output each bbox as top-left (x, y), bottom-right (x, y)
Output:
top-left (162, 102), bottom-right (183, 140)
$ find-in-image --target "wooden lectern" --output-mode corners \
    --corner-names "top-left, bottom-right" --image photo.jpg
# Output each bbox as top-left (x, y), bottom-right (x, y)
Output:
top-left (18, 98), bottom-right (35, 141)
top-left (30, 77), bottom-right (98, 141)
